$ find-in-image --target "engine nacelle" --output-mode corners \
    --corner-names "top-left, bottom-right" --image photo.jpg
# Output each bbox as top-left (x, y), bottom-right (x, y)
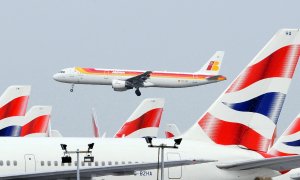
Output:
top-left (112, 80), bottom-right (132, 91)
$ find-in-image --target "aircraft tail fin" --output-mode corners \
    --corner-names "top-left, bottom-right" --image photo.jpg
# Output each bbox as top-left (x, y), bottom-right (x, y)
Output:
top-left (268, 113), bottom-right (300, 156)
top-left (0, 85), bottom-right (31, 120)
top-left (165, 124), bottom-right (181, 138)
top-left (20, 106), bottom-right (52, 137)
top-left (183, 29), bottom-right (300, 152)
top-left (195, 51), bottom-right (224, 75)
top-left (91, 108), bottom-right (100, 138)
top-left (114, 98), bottom-right (164, 138)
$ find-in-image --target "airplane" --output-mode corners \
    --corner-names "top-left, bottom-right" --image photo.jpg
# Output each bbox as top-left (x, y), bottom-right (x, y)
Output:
top-left (0, 29), bottom-right (300, 180)
top-left (53, 51), bottom-right (226, 96)
top-left (165, 124), bottom-right (181, 138)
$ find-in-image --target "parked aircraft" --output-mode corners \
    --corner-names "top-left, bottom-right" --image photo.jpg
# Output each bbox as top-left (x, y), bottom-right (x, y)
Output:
top-left (53, 51), bottom-right (226, 96)
top-left (1, 29), bottom-right (300, 180)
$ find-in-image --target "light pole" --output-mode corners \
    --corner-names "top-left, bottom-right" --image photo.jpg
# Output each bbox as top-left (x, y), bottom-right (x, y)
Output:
top-left (60, 143), bottom-right (95, 180)
top-left (145, 137), bottom-right (182, 180)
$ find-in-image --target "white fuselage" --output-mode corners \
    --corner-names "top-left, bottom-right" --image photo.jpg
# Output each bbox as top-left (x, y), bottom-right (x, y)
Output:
top-left (0, 137), bottom-right (278, 180)
top-left (53, 68), bottom-right (225, 89)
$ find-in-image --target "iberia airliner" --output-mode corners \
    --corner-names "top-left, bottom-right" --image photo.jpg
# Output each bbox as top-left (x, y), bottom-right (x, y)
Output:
top-left (53, 51), bottom-right (226, 96)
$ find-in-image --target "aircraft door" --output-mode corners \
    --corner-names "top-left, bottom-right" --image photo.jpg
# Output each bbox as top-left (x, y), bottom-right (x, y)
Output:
top-left (24, 154), bottom-right (36, 173)
top-left (167, 153), bottom-right (182, 179)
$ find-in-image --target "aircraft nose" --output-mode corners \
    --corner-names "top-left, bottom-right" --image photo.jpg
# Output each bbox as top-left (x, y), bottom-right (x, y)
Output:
top-left (53, 73), bottom-right (62, 81)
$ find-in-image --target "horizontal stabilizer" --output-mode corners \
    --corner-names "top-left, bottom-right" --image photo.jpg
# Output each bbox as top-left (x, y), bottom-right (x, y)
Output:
top-left (217, 155), bottom-right (300, 171)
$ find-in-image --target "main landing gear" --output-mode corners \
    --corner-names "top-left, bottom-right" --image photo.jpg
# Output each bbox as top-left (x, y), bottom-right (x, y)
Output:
top-left (135, 88), bottom-right (141, 96)
top-left (70, 84), bottom-right (74, 92)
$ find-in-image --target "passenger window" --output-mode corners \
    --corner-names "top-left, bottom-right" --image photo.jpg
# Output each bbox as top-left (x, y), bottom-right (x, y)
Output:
top-left (47, 161), bottom-right (51, 166)
top-left (108, 161), bottom-right (112, 165)
top-left (95, 161), bottom-right (99, 166)
top-left (54, 161), bottom-right (58, 166)
top-left (74, 161), bottom-right (78, 166)
top-left (6, 161), bottom-right (10, 166)
top-left (81, 162), bottom-right (85, 166)
top-left (68, 163), bottom-right (71, 166)
top-left (115, 161), bottom-right (118, 165)
top-left (88, 162), bottom-right (92, 166)
top-left (13, 161), bottom-right (17, 166)
top-left (122, 161), bottom-right (125, 165)
top-left (0, 160), bottom-right (3, 166)
top-left (61, 163), bottom-right (64, 166)
top-left (102, 161), bottom-right (105, 166)
top-left (41, 161), bottom-right (44, 166)
top-left (128, 161), bottom-right (132, 164)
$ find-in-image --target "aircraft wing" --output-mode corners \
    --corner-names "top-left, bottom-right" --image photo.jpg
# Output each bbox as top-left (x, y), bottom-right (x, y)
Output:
top-left (1, 159), bottom-right (214, 179)
top-left (126, 71), bottom-right (152, 88)
top-left (217, 155), bottom-right (300, 171)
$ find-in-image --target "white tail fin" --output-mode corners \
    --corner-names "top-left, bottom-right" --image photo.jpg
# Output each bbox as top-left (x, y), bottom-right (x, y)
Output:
top-left (182, 29), bottom-right (300, 152)
top-left (165, 124), bottom-right (181, 138)
top-left (268, 114), bottom-right (300, 156)
top-left (91, 108), bottom-right (100, 138)
top-left (50, 130), bottom-right (63, 137)
top-left (101, 132), bottom-right (107, 138)
top-left (195, 51), bottom-right (224, 75)
top-left (114, 98), bottom-right (164, 138)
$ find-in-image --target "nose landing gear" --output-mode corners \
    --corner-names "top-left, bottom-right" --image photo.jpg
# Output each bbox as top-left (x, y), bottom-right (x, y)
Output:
top-left (70, 84), bottom-right (74, 92)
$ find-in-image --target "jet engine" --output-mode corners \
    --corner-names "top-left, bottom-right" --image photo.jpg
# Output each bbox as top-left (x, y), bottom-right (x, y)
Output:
top-left (112, 80), bottom-right (133, 91)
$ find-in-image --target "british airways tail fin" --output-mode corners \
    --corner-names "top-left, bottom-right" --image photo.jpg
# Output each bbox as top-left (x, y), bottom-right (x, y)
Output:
top-left (114, 98), bottom-right (164, 138)
top-left (0, 85), bottom-right (31, 120)
top-left (91, 108), bottom-right (100, 138)
top-left (183, 29), bottom-right (300, 152)
top-left (165, 124), bottom-right (181, 138)
top-left (195, 51), bottom-right (224, 75)
top-left (20, 106), bottom-right (52, 137)
top-left (268, 114), bottom-right (300, 156)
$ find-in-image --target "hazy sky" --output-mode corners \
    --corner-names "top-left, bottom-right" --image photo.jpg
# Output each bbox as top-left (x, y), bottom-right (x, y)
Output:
top-left (0, 0), bottom-right (300, 137)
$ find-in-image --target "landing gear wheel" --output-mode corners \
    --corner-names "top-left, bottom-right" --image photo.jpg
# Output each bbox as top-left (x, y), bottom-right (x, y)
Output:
top-left (135, 89), bottom-right (141, 96)
top-left (70, 84), bottom-right (74, 92)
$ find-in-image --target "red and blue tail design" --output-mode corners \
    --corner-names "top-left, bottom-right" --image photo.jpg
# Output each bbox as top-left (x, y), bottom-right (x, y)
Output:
top-left (0, 106), bottom-right (51, 137)
top-left (183, 29), bottom-right (300, 152)
top-left (268, 114), bottom-right (300, 156)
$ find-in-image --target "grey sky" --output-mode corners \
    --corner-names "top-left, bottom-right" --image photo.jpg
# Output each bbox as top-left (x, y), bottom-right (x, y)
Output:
top-left (0, 0), bottom-right (300, 137)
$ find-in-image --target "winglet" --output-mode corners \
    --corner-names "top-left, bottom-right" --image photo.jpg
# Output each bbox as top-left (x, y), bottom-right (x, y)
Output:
top-left (195, 51), bottom-right (224, 75)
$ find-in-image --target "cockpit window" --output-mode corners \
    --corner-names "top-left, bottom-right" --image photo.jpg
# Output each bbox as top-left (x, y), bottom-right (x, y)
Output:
top-left (60, 71), bottom-right (65, 73)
